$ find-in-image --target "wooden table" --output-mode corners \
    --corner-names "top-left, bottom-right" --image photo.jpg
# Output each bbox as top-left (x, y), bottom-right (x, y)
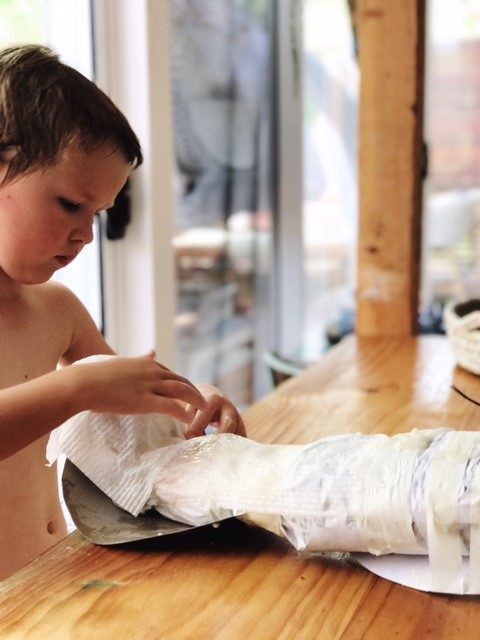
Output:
top-left (2, 335), bottom-right (480, 639)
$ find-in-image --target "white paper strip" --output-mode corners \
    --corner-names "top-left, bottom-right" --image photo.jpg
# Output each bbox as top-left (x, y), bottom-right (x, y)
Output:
top-left (468, 454), bottom-right (480, 593)
top-left (425, 431), bottom-right (476, 594)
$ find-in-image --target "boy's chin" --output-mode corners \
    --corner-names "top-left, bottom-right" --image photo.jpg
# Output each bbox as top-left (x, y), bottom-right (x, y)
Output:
top-left (17, 269), bottom-right (57, 285)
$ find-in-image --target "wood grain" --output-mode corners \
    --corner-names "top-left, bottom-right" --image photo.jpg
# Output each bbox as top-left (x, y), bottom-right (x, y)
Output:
top-left (356, 0), bottom-right (426, 336)
top-left (1, 335), bottom-right (480, 639)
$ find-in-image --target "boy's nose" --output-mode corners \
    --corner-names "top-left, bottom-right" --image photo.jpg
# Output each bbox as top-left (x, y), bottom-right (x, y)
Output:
top-left (72, 219), bottom-right (95, 245)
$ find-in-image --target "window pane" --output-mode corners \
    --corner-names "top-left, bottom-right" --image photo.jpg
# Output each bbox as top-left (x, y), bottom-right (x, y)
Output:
top-left (301, 0), bottom-right (359, 356)
top-left (0, 0), bottom-right (45, 44)
top-left (169, 1), bottom-right (275, 405)
top-left (422, 0), bottom-right (480, 327)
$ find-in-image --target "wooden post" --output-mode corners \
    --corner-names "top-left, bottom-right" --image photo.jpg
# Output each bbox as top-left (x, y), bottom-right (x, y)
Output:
top-left (356, 0), bottom-right (426, 336)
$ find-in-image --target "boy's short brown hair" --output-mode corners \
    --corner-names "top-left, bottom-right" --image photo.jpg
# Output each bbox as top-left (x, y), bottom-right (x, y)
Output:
top-left (0, 44), bottom-right (143, 181)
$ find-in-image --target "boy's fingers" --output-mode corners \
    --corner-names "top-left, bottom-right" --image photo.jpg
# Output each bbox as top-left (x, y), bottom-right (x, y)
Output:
top-left (185, 409), bottom-right (210, 439)
top-left (217, 412), bottom-right (246, 437)
top-left (154, 398), bottom-right (201, 424)
top-left (185, 407), bottom-right (246, 439)
top-left (154, 380), bottom-right (207, 410)
top-left (183, 403), bottom-right (197, 423)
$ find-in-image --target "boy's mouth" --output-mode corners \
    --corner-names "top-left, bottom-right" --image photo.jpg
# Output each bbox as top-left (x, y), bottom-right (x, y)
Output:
top-left (55, 254), bottom-right (77, 267)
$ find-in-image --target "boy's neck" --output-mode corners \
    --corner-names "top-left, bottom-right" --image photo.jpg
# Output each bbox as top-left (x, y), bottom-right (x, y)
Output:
top-left (0, 271), bottom-right (23, 301)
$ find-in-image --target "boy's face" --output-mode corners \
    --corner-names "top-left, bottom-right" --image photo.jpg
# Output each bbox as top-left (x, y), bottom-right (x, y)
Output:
top-left (0, 140), bottom-right (132, 285)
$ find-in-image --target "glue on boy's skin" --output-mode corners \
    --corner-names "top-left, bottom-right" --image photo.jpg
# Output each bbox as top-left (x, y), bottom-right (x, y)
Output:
top-left (0, 61), bottom-right (245, 581)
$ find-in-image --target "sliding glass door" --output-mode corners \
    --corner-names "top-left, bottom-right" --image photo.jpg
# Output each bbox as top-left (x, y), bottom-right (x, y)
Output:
top-left (168, 0), bottom-right (359, 402)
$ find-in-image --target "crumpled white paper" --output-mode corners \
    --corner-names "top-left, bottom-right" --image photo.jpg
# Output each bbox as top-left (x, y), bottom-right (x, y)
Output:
top-left (47, 355), bottom-right (480, 595)
top-left (47, 356), bottom-right (188, 516)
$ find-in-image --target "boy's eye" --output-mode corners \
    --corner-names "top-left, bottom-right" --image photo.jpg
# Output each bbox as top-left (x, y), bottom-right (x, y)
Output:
top-left (58, 198), bottom-right (81, 213)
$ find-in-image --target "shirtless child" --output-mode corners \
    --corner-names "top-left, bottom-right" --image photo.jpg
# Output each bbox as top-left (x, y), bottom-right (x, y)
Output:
top-left (0, 44), bottom-right (245, 580)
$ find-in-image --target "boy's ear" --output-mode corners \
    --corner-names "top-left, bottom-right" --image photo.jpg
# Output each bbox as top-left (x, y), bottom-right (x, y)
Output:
top-left (0, 146), bottom-right (19, 163)
top-left (0, 146), bottom-right (20, 183)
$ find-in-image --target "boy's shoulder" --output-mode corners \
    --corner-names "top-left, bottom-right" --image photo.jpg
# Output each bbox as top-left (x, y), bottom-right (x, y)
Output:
top-left (29, 281), bottom-right (91, 320)
top-left (28, 281), bottom-right (105, 364)
top-left (37, 279), bottom-right (73, 295)
top-left (34, 280), bottom-right (82, 303)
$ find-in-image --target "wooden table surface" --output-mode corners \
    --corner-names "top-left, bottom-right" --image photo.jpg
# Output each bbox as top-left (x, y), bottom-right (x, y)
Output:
top-left (2, 335), bottom-right (480, 639)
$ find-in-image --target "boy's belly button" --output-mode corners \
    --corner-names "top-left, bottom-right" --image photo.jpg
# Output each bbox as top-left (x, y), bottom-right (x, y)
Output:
top-left (47, 520), bottom-right (58, 534)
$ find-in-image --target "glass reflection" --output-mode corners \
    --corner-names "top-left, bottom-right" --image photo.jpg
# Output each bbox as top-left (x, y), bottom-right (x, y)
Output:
top-left (422, 0), bottom-right (480, 330)
top-left (169, 1), bottom-right (274, 405)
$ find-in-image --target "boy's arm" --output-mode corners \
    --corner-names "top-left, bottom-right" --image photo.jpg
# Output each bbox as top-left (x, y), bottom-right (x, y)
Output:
top-left (0, 356), bottom-right (209, 461)
top-left (0, 284), bottom-right (208, 461)
top-left (0, 284), bottom-right (245, 461)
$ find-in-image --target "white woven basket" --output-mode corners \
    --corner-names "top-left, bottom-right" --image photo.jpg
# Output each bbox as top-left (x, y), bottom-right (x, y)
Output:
top-left (444, 300), bottom-right (480, 375)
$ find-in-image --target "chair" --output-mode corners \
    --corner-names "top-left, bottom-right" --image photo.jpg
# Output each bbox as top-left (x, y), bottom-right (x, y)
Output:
top-left (263, 351), bottom-right (305, 387)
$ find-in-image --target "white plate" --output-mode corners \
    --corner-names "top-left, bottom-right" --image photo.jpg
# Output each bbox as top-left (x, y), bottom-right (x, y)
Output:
top-left (354, 553), bottom-right (470, 594)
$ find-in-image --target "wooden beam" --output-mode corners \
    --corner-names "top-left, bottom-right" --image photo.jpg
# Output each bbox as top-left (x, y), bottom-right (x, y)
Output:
top-left (356, 0), bottom-right (426, 336)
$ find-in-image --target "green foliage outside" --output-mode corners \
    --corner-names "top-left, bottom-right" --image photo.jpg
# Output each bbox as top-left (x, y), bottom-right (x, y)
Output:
top-left (0, 0), bottom-right (45, 49)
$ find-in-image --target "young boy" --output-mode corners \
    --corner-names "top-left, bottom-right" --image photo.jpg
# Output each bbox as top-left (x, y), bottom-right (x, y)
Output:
top-left (0, 44), bottom-right (245, 580)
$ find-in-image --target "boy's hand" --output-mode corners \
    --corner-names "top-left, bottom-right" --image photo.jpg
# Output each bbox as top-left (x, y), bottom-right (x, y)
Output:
top-left (185, 384), bottom-right (246, 439)
top-left (71, 353), bottom-right (208, 425)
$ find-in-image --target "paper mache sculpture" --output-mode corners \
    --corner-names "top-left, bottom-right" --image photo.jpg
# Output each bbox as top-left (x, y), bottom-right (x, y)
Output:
top-left (47, 355), bottom-right (480, 596)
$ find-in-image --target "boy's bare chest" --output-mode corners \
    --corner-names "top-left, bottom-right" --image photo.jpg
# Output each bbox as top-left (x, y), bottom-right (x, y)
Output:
top-left (0, 294), bottom-right (69, 387)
